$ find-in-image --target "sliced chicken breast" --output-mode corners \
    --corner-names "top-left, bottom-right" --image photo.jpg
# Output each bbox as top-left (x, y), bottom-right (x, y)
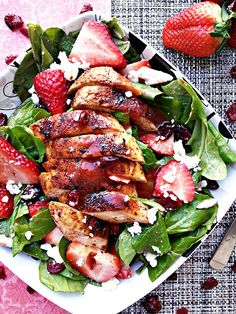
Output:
top-left (49, 202), bottom-right (109, 250)
top-left (45, 132), bottom-right (144, 162)
top-left (72, 85), bottom-right (157, 131)
top-left (30, 110), bottom-right (124, 142)
top-left (68, 66), bottom-right (141, 96)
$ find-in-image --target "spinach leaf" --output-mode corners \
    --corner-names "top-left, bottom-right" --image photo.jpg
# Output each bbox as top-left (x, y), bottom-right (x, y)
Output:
top-left (42, 28), bottom-right (65, 59)
top-left (28, 24), bottom-right (43, 71)
top-left (117, 229), bottom-right (136, 267)
top-left (23, 242), bottom-right (49, 261)
top-left (124, 45), bottom-right (141, 63)
top-left (0, 125), bottom-right (45, 164)
top-left (137, 140), bottom-right (157, 171)
top-left (112, 111), bottom-right (129, 125)
top-left (13, 50), bottom-right (39, 101)
top-left (156, 156), bottom-right (173, 167)
top-left (208, 121), bottom-right (236, 164)
top-left (165, 194), bottom-right (217, 234)
top-left (188, 119), bottom-right (206, 157)
top-left (58, 30), bottom-right (79, 56)
top-left (148, 251), bottom-right (180, 282)
top-left (132, 212), bottom-right (171, 255)
top-left (39, 262), bottom-right (86, 292)
top-left (41, 40), bottom-right (54, 71)
top-left (102, 17), bottom-right (126, 39)
top-left (7, 98), bottom-right (50, 127)
top-left (132, 83), bottom-right (163, 101)
top-left (12, 208), bottom-right (55, 256)
top-left (192, 171), bottom-right (202, 188)
top-left (131, 196), bottom-right (165, 213)
top-left (113, 38), bottom-right (130, 55)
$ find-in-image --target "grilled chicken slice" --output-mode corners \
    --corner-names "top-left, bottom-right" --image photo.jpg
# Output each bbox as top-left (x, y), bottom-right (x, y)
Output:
top-left (49, 202), bottom-right (109, 250)
top-left (40, 172), bottom-right (138, 199)
top-left (68, 66), bottom-right (141, 96)
top-left (72, 85), bottom-right (157, 131)
top-left (43, 157), bottom-right (146, 183)
top-left (30, 110), bottom-right (124, 142)
top-left (46, 132), bottom-right (144, 162)
top-left (81, 191), bottom-right (149, 224)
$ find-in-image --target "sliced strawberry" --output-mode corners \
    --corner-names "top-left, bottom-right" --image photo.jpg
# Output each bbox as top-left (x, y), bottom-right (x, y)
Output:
top-left (116, 264), bottom-right (132, 280)
top-left (69, 21), bottom-right (126, 69)
top-left (44, 227), bottom-right (63, 245)
top-left (34, 69), bottom-right (67, 115)
top-left (28, 200), bottom-right (49, 217)
top-left (66, 241), bottom-right (122, 283)
top-left (140, 133), bottom-right (174, 156)
top-left (136, 168), bottom-right (157, 199)
top-left (0, 186), bottom-right (14, 219)
top-left (120, 59), bottom-right (151, 76)
top-left (0, 137), bottom-right (40, 184)
top-left (153, 160), bottom-right (195, 203)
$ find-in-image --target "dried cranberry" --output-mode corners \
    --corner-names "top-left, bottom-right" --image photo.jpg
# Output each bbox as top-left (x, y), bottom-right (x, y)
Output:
top-left (201, 276), bottom-right (218, 290)
top-left (158, 196), bottom-right (183, 210)
top-left (143, 296), bottom-right (162, 314)
top-left (47, 261), bottom-right (65, 274)
top-left (5, 54), bottom-right (18, 65)
top-left (205, 179), bottom-right (219, 190)
top-left (22, 185), bottom-right (41, 200)
top-left (176, 307), bottom-right (188, 314)
top-left (110, 224), bottom-right (120, 236)
top-left (157, 121), bottom-right (174, 139)
top-left (26, 285), bottom-right (35, 294)
top-left (231, 262), bottom-right (236, 272)
top-left (4, 14), bottom-right (24, 31)
top-left (80, 3), bottom-right (93, 14)
top-left (67, 190), bottom-right (80, 207)
top-left (230, 65), bottom-right (236, 79)
top-left (174, 124), bottom-right (192, 142)
top-left (167, 272), bottom-right (177, 281)
top-left (19, 26), bottom-right (29, 38)
top-left (0, 113), bottom-right (8, 126)
top-left (0, 265), bottom-right (6, 279)
top-left (226, 103), bottom-right (236, 122)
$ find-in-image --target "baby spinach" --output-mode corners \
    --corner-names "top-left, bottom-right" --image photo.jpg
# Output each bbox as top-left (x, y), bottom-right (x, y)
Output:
top-left (102, 17), bottom-right (126, 40)
top-left (23, 242), bottom-right (49, 261)
top-left (28, 24), bottom-right (44, 71)
top-left (39, 262), bottom-right (86, 292)
top-left (132, 83), bottom-right (163, 101)
top-left (111, 111), bottom-right (129, 125)
top-left (188, 119), bottom-right (206, 157)
top-left (117, 230), bottom-right (136, 267)
top-left (42, 27), bottom-right (65, 59)
top-left (137, 140), bottom-right (158, 171)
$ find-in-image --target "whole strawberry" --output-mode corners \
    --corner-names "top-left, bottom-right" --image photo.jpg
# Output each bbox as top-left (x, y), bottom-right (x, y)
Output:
top-left (0, 186), bottom-right (14, 219)
top-left (34, 69), bottom-right (68, 115)
top-left (163, 1), bottom-right (231, 57)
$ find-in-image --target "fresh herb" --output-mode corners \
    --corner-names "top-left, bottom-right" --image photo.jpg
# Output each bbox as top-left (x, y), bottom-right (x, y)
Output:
top-left (137, 140), bottom-right (158, 171)
top-left (117, 230), bottom-right (136, 267)
top-left (131, 196), bottom-right (166, 212)
top-left (58, 30), bottom-right (80, 56)
top-left (23, 242), bottom-right (49, 261)
top-left (111, 111), bottom-right (129, 125)
top-left (132, 82), bottom-right (163, 101)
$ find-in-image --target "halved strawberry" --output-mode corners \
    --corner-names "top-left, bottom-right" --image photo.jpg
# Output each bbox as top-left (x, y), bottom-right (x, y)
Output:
top-left (115, 264), bottom-right (132, 280)
top-left (69, 21), bottom-right (126, 69)
top-left (66, 241), bottom-right (122, 283)
top-left (34, 69), bottom-right (67, 115)
top-left (44, 227), bottom-right (63, 245)
top-left (120, 59), bottom-right (151, 76)
top-left (28, 200), bottom-right (49, 217)
top-left (0, 137), bottom-right (40, 184)
top-left (0, 186), bottom-right (14, 219)
top-left (140, 133), bottom-right (174, 156)
top-left (153, 160), bottom-right (195, 203)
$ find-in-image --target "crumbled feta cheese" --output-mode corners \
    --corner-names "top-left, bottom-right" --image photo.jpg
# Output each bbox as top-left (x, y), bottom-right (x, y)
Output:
top-left (28, 85), bottom-right (35, 94)
top-left (200, 180), bottom-right (208, 188)
top-left (101, 278), bottom-right (120, 291)
top-left (89, 233), bottom-right (94, 238)
top-left (143, 251), bottom-right (158, 268)
top-left (124, 195), bottom-right (130, 202)
top-left (109, 175), bottom-right (130, 184)
top-left (76, 258), bottom-right (84, 267)
top-left (88, 226), bottom-right (93, 230)
top-left (69, 201), bottom-right (76, 207)
top-left (73, 112), bottom-right (81, 121)
top-left (41, 244), bottom-right (63, 263)
top-left (147, 207), bottom-right (158, 224)
top-left (1, 196), bottom-right (9, 203)
top-left (0, 234), bottom-right (13, 247)
top-left (173, 140), bottom-right (200, 169)
top-left (169, 194), bottom-right (177, 201)
top-left (6, 180), bottom-right (22, 195)
top-left (171, 119), bottom-right (175, 124)
top-left (196, 198), bottom-right (218, 209)
top-left (152, 246), bottom-right (161, 255)
top-left (128, 67), bottom-right (173, 85)
top-left (66, 99), bottom-right (72, 105)
top-left (163, 191), bottom-right (169, 198)
top-left (127, 70), bottom-right (139, 83)
top-left (21, 188), bottom-right (38, 200)
top-left (68, 146), bottom-right (74, 152)
top-left (125, 91), bottom-right (133, 98)
top-left (160, 136), bottom-right (166, 141)
top-left (128, 222), bottom-right (142, 237)
top-left (25, 231), bottom-right (33, 240)
top-left (31, 93), bottom-right (39, 105)
top-left (162, 167), bottom-right (177, 183)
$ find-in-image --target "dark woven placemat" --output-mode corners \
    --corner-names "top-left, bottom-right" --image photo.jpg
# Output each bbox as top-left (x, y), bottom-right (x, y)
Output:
top-left (111, 1), bottom-right (236, 313)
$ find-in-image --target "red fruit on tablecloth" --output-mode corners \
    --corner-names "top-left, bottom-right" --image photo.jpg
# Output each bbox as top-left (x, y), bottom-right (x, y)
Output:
top-left (5, 54), bottom-right (18, 65)
top-left (231, 262), bottom-right (236, 272)
top-left (0, 137), bottom-right (40, 184)
top-left (176, 307), bottom-right (188, 314)
top-left (143, 296), bottom-right (162, 313)
top-left (34, 69), bottom-right (68, 115)
top-left (228, 1), bottom-right (236, 48)
top-left (162, 1), bottom-right (230, 57)
top-left (0, 186), bottom-right (14, 219)
top-left (226, 102), bottom-right (236, 121)
top-left (80, 3), bottom-right (93, 14)
top-left (4, 14), bottom-right (24, 31)
top-left (0, 113), bottom-right (8, 126)
top-left (0, 265), bottom-right (6, 280)
top-left (69, 21), bottom-right (126, 69)
top-left (201, 276), bottom-right (218, 290)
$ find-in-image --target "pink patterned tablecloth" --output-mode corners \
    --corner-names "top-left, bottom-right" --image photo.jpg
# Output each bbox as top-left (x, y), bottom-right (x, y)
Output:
top-left (0, 1), bottom-right (111, 313)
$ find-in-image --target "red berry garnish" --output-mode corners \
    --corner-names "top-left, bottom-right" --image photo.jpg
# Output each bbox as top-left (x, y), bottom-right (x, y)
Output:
top-left (26, 285), bottom-right (35, 294)
top-left (0, 113), bottom-right (8, 126)
top-left (19, 26), bottom-right (29, 38)
top-left (201, 276), bottom-right (218, 290)
top-left (4, 14), bottom-right (24, 31)
top-left (143, 296), bottom-right (162, 313)
top-left (67, 190), bottom-right (80, 207)
top-left (226, 103), bottom-right (236, 122)
top-left (230, 66), bottom-right (236, 79)
top-left (205, 178), bottom-right (219, 190)
top-left (80, 3), bottom-right (93, 14)
top-left (231, 262), bottom-right (236, 272)
top-left (176, 307), bottom-right (188, 314)
top-left (0, 265), bottom-right (6, 280)
top-left (174, 124), bottom-right (192, 142)
top-left (158, 196), bottom-right (183, 210)
top-left (157, 121), bottom-right (174, 139)
top-left (5, 54), bottom-right (18, 65)
top-left (47, 261), bottom-right (65, 274)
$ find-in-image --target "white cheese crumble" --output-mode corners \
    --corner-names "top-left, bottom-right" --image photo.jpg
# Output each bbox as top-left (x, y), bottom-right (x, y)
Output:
top-left (128, 66), bottom-right (173, 85)
top-left (68, 146), bottom-right (74, 152)
top-left (66, 99), bottom-right (72, 105)
top-left (6, 180), bottom-right (22, 195)
top-left (147, 207), bottom-right (158, 224)
top-left (21, 188), bottom-right (38, 200)
top-left (40, 244), bottom-right (63, 263)
top-left (89, 233), bottom-right (94, 238)
top-left (152, 246), bottom-right (161, 255)
top-left (101, 278), bottom-right (120, 291)
top-left (28, 85), bottom-right (35, 94)
top-left (31, 93), bottom-right (39, 105)
top-left (76, 258), bottom-right (84, 267)
top-left (124, 195), bottom-right (130, 202)
top-left (196, 198), bottom-right (218, 209)
top-left (173, 140), bottom-right (200, 170)
top-left (128, 222), bottom-right (142, 237)
top-left (162, 167), bottom-right (177, 183)
top-left (88, 226), bottom-right (93, 230)
top-left (109, 175), bottom-right (130, 184)
top-left (1, 196), bottom-right (9, 203)
top-left (82, 216), bottom-right (87, 224)
top-left (143, 252), bottom-right (158, 268)
top-left (0, 234), bottom-right (13, 247)
top-left (125, 91), bottom-right (133, 98)
top-left (25, 231), bottom-right (33, 240)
